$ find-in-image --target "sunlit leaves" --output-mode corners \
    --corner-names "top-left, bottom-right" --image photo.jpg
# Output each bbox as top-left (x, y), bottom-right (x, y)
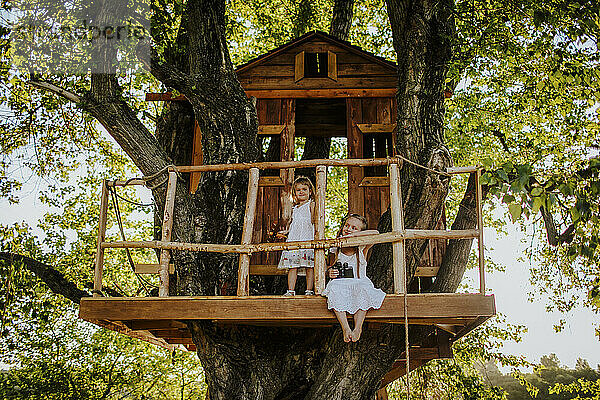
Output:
top-left (0, 306), bottom-right (207, 399)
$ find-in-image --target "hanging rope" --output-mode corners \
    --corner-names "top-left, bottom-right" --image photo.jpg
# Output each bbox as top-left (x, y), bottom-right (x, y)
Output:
top-left (112, 188), bottom-right (154, 207)
top-left (404, 276), bottom-right (410, 399)
top-left (108, 182), bottom-right (156, 295)
top-left (142, 164), bottom-right (178, 190)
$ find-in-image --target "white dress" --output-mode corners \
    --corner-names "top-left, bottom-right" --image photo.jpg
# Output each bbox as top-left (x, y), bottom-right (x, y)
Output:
top-left (278, 201), bottom-right (314, 269)
top-left (322, 248), bottom-right (386, 314)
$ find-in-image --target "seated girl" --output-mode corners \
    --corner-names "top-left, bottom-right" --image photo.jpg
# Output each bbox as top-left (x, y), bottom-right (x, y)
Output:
top-left (322, 214), bottom-right (386, 342)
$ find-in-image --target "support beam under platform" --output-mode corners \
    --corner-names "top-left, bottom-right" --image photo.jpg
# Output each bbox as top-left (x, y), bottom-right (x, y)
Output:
top-left (79, 294), bottom-right (495, 385)
top-left (80, 293), bottom-right (495, 329)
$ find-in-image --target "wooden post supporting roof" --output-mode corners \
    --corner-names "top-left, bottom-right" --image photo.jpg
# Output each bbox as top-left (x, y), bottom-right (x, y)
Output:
top-left (388, 163), bottom-right (406, 294)
top-left (93, 180), bottom-right (109, 297)
top-left (238, 168), bottom-right (260, 296)
top-left (314, 165), bottom-right (327, 294)
top-left (159, 171), bottom-right (178, 297)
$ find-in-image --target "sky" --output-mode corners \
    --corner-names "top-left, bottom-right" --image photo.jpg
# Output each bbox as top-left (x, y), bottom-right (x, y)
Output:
top-left (482, 223), bottom-right (600, 369)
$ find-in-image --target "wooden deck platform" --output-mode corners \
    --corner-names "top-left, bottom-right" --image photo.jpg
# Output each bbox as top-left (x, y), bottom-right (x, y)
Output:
top-left (80, 293), bottom-right (495, 351)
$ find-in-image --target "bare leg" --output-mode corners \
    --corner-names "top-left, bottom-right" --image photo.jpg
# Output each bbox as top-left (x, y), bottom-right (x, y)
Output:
top-left (334, 310), bottom-right (352, 342)
top-left (351, 310), bottom-right (367, 342)
top-left (287, 268), bottom-right (298, 291)
top-left (306, 268), bottom-right (314, 291)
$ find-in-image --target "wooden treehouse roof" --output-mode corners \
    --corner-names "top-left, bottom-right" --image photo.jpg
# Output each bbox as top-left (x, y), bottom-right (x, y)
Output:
top-left (235, 30), bottom-right (397, 74)
top-left (146, 30), bottom-right (399, 102)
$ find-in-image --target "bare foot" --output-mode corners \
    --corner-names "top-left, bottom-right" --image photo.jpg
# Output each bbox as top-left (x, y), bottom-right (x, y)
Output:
top-left (342, 327), bottom-right (352, 342)
top-left (351, 327), bottom-right (362, 342)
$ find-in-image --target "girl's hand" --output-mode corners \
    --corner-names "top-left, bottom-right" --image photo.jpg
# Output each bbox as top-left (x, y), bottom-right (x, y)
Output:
top-left (328, 268), bottom-right (339, 279)
top-left (275, 230), bottom-right (288, 240)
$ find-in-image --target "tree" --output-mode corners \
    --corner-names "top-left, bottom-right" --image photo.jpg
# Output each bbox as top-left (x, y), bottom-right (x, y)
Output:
top-left (1, 0), bottom-right (598, 399)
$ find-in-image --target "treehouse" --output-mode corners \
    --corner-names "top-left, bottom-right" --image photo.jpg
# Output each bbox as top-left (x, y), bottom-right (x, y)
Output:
top-left (79, 31), bottom-right (496, 394)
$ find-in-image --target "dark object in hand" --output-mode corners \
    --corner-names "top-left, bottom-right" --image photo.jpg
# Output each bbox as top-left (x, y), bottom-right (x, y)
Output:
top-left (332, 262), bottom-right (354, 279)
top-left (267, 223), bottom-right (286, 242)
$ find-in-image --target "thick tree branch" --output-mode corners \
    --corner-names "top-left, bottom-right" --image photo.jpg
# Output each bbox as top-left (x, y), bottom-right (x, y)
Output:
top-left (329, 0), bottom-right (355, 39)
top-left (541, 206), bottom-right (575, 246)
top-left (149, 50), bottom-right (196, 96)
top-left (0, 252), bottom-right (89, 304)
top-left (27, 79), bottom-right (83, 103)
top-left (430, 173), bottom-right (488, 293)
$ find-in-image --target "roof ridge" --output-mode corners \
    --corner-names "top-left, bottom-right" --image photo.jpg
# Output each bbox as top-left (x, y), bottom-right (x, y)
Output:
top-left (235, 30), bottom-right (396, 74)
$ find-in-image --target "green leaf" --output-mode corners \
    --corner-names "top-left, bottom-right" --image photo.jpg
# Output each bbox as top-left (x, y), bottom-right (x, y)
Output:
top-left (509, 203), bottom-right (522, 222)
top-left (570, 206), bottom-right (581, 222)
top-left (497, 168), bottom-right (509, 182)
top-left (482, 157), bottom-right (494, 168)
top-left (531, 186), bottom-right (543, 197)
top-left (503, 194), bottom-right (515, 203)
top-left (532, 196), bottom-right (545, 213)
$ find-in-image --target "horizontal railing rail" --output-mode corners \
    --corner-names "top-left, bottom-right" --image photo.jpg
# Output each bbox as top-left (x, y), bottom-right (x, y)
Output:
top-left (101, 229), bottom-right (480, 253)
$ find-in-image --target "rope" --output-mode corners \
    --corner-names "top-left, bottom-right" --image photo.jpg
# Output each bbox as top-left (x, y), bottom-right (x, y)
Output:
top-left (395, 154), bottom-right (452, 178)
top-left (143, 164), bottom-right (178, 190)
top-left (112, 165), bottom-right (178, 191)
top-left (108, 183), bottom-right (155, 294)
top-left (112, 190), bottom-right (154, 207)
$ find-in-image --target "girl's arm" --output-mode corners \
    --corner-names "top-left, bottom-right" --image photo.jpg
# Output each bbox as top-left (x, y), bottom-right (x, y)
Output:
top-left (344, 229), bottom-right (380, 254)
top-left (310, 200), bottom-right (316, 226)
top-left (276, 213), bottom-right (293, 238)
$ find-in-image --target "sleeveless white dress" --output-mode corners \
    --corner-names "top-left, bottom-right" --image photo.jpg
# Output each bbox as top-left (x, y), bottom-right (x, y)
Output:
top-left (322, 248), bottom-right (386, 314)
top-left (278, 201), bottom-right (315, 269)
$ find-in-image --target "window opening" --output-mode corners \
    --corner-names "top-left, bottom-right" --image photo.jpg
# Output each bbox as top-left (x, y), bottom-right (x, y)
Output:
top-left (260, 135), bottom-right (280, 176)
top-left (304, 52), bottom-right (328, 77)
top-left (261, 136), bottom-right (272, 155)
top-left (364, 134), bottom-right (393, 177)
top-left (294, 136), bottom-right (305, 161)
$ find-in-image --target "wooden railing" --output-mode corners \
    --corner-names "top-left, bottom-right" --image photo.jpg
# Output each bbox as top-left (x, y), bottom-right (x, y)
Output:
top-left (93, 158), bottom-right (485, 298)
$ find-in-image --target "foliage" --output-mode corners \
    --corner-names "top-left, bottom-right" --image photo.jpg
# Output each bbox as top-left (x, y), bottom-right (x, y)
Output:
top-left (480, 354), bottom-right (600, 400)
top-left (0, 303), bottom-right (206, 399)
top-left (385, 314), bottom-right (528, 399)
top-left (444, 0), bottom-right (600, 329)
top-left (0, 0), bottom-right (599, 396)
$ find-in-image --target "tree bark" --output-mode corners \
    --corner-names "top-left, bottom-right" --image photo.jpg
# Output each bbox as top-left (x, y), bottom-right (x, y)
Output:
top-left (430, 173), bottom-right (487, 293)
top-left (329, 0), bottom-right (355, 39)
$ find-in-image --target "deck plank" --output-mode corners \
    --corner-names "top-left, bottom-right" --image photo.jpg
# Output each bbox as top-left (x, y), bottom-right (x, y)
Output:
top-left (80, 293), bottom-right (495, 322)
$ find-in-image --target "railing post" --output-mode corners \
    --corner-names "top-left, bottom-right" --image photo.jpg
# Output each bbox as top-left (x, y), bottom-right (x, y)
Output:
top-left (158, 171), bottom-right (178, 297)
top-left (475, 168), bottom-right (485, 294)
top-left (314, 165), bottom-right (327, 294)
top-left (238, 168), bottom-right (260, 296)
top-left (388, 163), bottom-right (406, 294)
top-left (94, 180), bottom-right (109, 297)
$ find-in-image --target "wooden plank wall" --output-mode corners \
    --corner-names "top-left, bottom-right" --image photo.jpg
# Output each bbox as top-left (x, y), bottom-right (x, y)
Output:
top-left (346, 97), bottom-right (446, 274)
top-left (237, 41), bottom-right (396, 91)
top-left (347, 97), bottom-right (396, 229)
top-left (250, 99), bottom-right (295, 267)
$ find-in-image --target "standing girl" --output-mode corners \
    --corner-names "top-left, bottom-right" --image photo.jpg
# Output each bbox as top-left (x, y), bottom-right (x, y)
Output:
top-left (322, 214), bottom-right (385, 342)
top-left (277, 176), bottom-right (316, 296)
